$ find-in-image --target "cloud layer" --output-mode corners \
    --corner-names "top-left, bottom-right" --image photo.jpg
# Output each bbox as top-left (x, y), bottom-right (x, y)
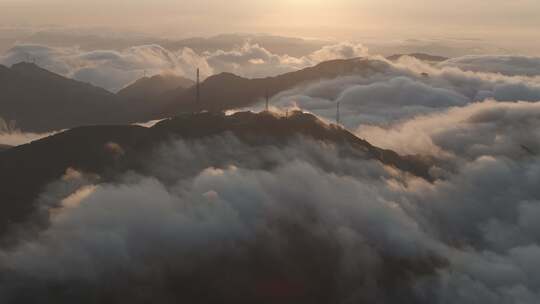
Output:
top-left (1, 118), bottom-right (540, 302)
top-left (357, 100), bottom-right (540, 159)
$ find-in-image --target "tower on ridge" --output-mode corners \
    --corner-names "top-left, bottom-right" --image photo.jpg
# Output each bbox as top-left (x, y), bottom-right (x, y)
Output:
top-left (265, 91), bottom-right (269, 112)
top-left (336, 101), bottom-right (341, 125)
top-left (196, 68), bottom-right (200, 104)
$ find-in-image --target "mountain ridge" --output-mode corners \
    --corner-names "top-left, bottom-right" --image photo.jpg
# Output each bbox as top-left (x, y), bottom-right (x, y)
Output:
top-left (0, 62), bottom-right (122, 131)
top-left (118, 74), bottom-right (195, 99)
top-left (1, 57), bottom-right (389, 132)
top-left (0, 110), bottom-right (432, 239)
top-left (156, 57), bottom-right (389, 117)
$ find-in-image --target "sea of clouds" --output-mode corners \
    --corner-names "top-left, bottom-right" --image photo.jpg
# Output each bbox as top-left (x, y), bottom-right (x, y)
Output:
top-left (1, 118), bottom-right (540, 302)
top-left (1, 40), bottom-right (540, 303)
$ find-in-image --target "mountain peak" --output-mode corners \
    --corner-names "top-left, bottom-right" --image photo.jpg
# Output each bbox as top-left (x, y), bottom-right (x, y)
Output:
top-left (118, 73), bottom-right (195, 100)
top-left (142, 73), bottom-right (195, 87)
top-left (9, 62), bottom-right (69, 81)
top-left (206, 72), bottom-right (246, 82)
top-left (11, 62), bottom-right (44, 72)
top-left (0, 61), bottom-right (118, 132)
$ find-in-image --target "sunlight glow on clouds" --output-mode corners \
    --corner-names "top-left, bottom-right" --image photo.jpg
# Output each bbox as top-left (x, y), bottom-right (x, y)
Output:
top-left (0, 0), bottom-right (539, 49)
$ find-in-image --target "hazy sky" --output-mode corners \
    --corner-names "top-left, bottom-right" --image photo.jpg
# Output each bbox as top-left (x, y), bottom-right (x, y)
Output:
top-left (1, 0), bottom-right (539, 43)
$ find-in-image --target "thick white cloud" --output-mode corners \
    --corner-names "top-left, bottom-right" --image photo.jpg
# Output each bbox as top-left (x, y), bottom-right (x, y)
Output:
top-left (357, 100), bottom-right (540, 159)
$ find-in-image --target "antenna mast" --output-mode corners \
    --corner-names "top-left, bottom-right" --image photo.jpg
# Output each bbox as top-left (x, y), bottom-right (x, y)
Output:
top-left (336, 101), bottom-right (341, 125)
top-left (265, 91), bottom-right (269, 112)
top-left (196, 68), bottom-right (200, 104)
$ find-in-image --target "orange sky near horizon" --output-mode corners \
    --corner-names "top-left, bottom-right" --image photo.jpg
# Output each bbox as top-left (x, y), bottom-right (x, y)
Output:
top-left (0, 0), bottom-right (539, 46)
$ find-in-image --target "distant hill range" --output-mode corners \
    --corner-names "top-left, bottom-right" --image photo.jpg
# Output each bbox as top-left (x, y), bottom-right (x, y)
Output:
top-left (0, 144), bottom-right (11, 151)
top-left (0, 110), bottom-right (432, 239)
top-left (157, 57), bottom-right (389, 116)
top-left (0, 62), bottom-right (126, 131)
top-left (117, 74), bottom-right (195, 100)
top-left (0, 57), bottom-right (391, 132)
top-left (387, 53), bottom-right (449, 62)
top-left (116, 74), bottom-right (196, 121)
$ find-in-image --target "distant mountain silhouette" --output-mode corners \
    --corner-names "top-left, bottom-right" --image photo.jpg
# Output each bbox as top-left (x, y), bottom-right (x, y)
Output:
top-left (0, 62), bottom-right (122, 132)
top-left (115, 74), bottom-right (195, 122)
top-left (0, 144), bottom-right (11, 151)
top-left (0, 111), bottom-right (432, 238)
top-left (387, 53), bottom-right (449, 62)
top-left (1, 58), bottom-right (388, 132)
top-left (118, 74), bottom-right (195, 100)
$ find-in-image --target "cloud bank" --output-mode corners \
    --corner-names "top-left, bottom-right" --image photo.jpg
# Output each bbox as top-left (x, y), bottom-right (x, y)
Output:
top-left (357, 100), bottom-right (540, 160)
top-left (1, 120), bottom-right (540, 302)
